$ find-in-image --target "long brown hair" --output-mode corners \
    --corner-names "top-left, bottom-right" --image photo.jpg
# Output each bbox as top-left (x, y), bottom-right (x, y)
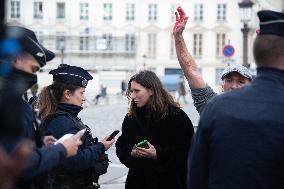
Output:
top-left (37, 81), bottom-right (79, 120)
top-left (127, 70), bottom-right (179, 120)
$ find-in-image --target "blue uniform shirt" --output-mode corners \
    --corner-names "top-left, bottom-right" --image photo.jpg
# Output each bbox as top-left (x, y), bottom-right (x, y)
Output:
top-left (188, 67), bottom-right (284, 189)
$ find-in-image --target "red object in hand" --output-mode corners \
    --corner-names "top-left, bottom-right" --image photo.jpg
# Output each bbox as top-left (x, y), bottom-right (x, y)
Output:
top-left (173, 6), bottom-right (189, 33)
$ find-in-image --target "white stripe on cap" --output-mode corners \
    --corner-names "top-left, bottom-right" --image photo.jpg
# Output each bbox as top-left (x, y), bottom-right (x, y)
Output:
top-left (55, 72), bottom-right (87, 80)
top-left (260, 20), bottom-right (284, 25)
top-left (26, 36), bottom-right (47, 63)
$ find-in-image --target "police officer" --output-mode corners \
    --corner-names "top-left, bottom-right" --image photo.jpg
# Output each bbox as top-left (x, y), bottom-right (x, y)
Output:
top-left (0, 26), bottom-right (82, 188)
top-left (188, 10), bottom-right (284, 189)
top-left (37, 64), bottom-right (115, 189)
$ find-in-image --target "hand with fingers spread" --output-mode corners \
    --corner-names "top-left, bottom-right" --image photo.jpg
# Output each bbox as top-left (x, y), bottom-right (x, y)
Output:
top-left (173, 6), bottom-right (189, 34)
top-left (0, 140), bottom-right (33, 189)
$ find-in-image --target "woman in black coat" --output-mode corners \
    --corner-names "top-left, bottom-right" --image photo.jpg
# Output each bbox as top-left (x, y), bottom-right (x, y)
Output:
top-left (116, 70), bottom-right (194, 189)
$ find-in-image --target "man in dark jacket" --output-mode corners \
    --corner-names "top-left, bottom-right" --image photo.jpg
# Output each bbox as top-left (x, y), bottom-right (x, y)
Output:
top-left (0, 26), bottom-right (82, 188)
top-left (188, 10), bottom-right (284, 189)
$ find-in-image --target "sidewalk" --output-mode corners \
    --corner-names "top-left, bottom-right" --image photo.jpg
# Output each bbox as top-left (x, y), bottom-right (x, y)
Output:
top-left (84, 93), bottom-right (128, 107)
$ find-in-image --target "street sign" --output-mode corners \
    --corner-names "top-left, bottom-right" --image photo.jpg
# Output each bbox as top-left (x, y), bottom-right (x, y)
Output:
top-left (223, 45), bottom-right (235, 58)
top-left (222, 58), bottom-right (235, 65)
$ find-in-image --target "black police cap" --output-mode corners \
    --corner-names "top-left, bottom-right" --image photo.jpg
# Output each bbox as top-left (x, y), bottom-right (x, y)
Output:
top-left (5, 26), bottom-right (55, 67)
top-left (49, 64), bottom-right (93, 87)
top-left (258, 10), bottom-right (284, 37)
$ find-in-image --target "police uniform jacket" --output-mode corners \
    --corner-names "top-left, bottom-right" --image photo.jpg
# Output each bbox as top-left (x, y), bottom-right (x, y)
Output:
top-left (44, 103), bottom-right (105, 173)
top-left (116, 106), bottom-right (194, 189)
top-left (0, 69), bottom-right (67, 188)
top-left (188, 68), bottom-right (284, 189)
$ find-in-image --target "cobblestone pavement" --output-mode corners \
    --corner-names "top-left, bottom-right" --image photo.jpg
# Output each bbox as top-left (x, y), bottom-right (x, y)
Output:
top-left (79, 94), bottom-right (199, 189)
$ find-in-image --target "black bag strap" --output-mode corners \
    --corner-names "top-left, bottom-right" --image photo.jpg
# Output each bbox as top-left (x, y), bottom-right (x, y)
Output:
top-left (31, 109), bottom-right (44, 148)
top-left (44, 110), bottom-right (98, 146)
top-left (43, 110), bottom-right (85, 130)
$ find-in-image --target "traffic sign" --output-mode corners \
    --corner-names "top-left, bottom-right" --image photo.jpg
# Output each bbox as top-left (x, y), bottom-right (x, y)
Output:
top-left (222, 58), bottom-right (235, 65)
top-left (223, 45), bottom-right (235, 58)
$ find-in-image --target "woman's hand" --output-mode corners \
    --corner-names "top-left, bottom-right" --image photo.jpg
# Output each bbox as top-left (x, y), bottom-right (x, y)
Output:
top-left (131, 146), bottom-right (140, 158)
top-left (101, 136), bottom-right (115, 151)
top-left (135, 142), bottom-right (157, 160)
top-left (43, 135), bottom-right (57, 145)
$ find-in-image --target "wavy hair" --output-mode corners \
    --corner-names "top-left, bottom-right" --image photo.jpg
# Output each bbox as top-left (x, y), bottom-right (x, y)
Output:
top-left (126, 70), bottom-right (179, 120)
top-left (37, 82), bottom-right (79, 120)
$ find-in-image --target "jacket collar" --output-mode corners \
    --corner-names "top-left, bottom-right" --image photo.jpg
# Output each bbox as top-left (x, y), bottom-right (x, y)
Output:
top-left (254, 67), bottom-right (284, 87)
top-left (57, 103), bottom-right (83, 117)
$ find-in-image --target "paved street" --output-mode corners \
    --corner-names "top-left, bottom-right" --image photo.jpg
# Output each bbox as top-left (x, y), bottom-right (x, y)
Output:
top-left (79, 94), bottom-right (200, 189)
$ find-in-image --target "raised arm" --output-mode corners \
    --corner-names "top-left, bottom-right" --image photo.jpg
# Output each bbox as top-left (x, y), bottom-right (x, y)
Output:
top-left (173, 6), bottom-right (206, 89)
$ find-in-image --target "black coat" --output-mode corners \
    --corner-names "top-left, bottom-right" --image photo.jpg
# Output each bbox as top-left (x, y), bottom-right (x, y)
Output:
top-left (188, 68), bottom-right (284, 189)
top-left (116, 106), bottom-right (194, 189)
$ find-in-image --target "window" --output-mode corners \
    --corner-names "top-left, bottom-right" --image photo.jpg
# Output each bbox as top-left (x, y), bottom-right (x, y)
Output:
top-left (193, 33), bottom-right (203, 57)
top-left (125, 34), bottom-right (135, 52)
top-left (194, 4), bottom-right (203, 22)
top-left (170, 4), bottom-right (179, 22)
top-left (103, 3), bottom-right (112, 21)
top-left (34, 31), bottom-right (44, 44)
top-left (217, 4), bottom-right (227, 21)
top-left (10, 0), bottom-right (20, 19)
top-left (56, 33), bottom-right (66, 50)
top-left (33, 1), bottom-right (43, 19)
top-left (215, 68), bottom-right (224, 85)
top-left (170, 35), bottom-right (176, 59)
top-left (165, 68), bottom-right (183, 75)
top-left (103, 34), bottom-right (112, 50)
top-left (148, 4), bottom-right (157, 21)
top-left (147, 33), bottom-right (157, 59)
top-left (80, 36), bottom-right (89, 51)
top-left (56, 3), bottom-right (65, 19)
top-left (126, 3), bottom-right (135, 21)
top-left (216, 33), bottom-right (226, 57)
top-left (80, 3), bottom-right (89, 20)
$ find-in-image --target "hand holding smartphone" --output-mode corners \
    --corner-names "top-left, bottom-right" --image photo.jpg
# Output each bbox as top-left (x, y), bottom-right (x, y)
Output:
top-left (54, 129), bottom-right (86, 145)
top-left (106, 130), bottom-right (120, 141)
top-left (135, 140), bottom-right (149, 149)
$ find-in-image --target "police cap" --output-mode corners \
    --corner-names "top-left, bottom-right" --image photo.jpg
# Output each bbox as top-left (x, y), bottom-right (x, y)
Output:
top-left (258, 10), bottom-right (284, 37)
top-left (49, 64), bottom-right (93, 87)
top-left (5, 26), bottom-right (55, 67)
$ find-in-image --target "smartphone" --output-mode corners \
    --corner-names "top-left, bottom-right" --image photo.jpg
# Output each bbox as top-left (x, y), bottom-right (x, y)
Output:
top-left (136, 140), bottom-right (149, 149)
top-left (106, 130), bottom-right (120, 141)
